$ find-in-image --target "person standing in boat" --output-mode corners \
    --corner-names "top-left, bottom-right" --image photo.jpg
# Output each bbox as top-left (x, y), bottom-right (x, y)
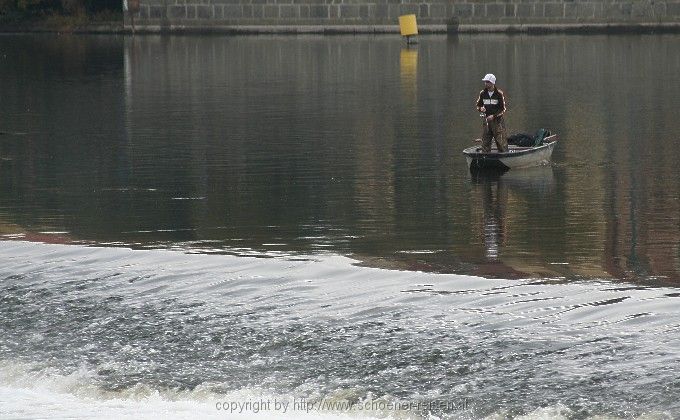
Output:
top-left (476, 74), bottom-right (508, 153)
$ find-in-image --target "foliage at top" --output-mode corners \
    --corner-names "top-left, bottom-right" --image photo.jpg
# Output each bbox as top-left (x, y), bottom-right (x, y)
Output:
top-left (0, 0), bottom-right (121, 17)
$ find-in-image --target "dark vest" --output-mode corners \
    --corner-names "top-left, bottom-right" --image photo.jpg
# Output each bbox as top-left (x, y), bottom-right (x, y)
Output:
top-left (477, 89), bottom-right (505, 117)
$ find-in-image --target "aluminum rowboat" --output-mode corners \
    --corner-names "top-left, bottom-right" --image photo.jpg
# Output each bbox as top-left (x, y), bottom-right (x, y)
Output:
top-left (463, 134), bottom-right (558, 171)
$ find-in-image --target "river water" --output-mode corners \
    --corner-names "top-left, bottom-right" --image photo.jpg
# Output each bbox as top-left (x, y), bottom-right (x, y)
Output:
top-left (1, 33), bottom-right (679, 419)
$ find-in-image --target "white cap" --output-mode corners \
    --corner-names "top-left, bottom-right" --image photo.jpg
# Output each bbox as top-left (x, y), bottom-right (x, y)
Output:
top-left (482, 73), bottom-right (496, 84)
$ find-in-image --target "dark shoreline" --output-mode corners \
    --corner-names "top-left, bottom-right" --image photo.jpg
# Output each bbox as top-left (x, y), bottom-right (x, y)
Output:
top-left (1, 21), bottom-right (680, 35)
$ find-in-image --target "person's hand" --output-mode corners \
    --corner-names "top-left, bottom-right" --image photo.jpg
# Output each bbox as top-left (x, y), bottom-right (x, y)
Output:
top-left (480, 106), bottom-right (486, 112)
top-left (486, 115), bottom-right (494, 122)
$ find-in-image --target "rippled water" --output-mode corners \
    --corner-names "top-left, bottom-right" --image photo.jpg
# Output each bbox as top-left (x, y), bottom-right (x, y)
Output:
top-left (2, 241), bottom-right (680, 419)
top-left (1, 34), bottom-right (680, 419)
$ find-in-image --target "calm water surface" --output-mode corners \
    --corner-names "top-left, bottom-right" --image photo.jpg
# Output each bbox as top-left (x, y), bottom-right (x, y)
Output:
top-left (1, 34), bottom-right (680, 419)
top-left (2, 33), bottom-right (680, 281)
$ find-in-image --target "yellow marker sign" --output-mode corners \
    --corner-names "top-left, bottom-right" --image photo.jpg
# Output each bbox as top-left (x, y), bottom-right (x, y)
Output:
top-left (398, 14), bottom-right (418, 37)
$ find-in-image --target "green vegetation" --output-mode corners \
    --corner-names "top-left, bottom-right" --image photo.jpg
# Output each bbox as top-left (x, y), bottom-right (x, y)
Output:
top-left (0, 0), bottom-right (121, 25)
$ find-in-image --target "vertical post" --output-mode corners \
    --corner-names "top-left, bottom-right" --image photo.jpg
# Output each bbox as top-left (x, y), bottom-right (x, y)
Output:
top-left (126, 0), bottom-right (140, 34)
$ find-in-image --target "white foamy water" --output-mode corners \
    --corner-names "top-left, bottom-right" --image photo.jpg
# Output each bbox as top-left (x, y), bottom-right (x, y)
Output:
top-left (0, 385), bottom-right (390, 420)
top-left (1, 240), bottom-right (679, 419)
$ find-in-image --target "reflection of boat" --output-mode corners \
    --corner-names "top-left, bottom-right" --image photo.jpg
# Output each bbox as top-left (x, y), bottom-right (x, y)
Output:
top-left (463, 134), bottom-right (558, 171)
top-left (471, 165), bottom-right (555, 195)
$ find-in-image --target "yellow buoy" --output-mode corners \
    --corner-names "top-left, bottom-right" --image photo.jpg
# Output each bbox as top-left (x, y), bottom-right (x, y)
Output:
top-left (398, 14), bottom-right (418, 44)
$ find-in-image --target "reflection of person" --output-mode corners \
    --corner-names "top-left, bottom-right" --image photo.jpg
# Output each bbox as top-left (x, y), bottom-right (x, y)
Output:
top-left (477, 173), bottom-right (507, 261)
top-left (476, 73), bottom-right (508, 153)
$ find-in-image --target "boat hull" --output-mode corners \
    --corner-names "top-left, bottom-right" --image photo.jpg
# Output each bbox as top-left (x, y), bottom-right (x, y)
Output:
top-left (463, 135), bottom-right (558, 171)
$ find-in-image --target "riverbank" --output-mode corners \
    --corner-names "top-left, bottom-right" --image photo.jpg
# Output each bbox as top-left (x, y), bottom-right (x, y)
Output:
top-left (0, 22), bottom-right (124, 33)
top-left (1, 21), bottom-right (680, 34)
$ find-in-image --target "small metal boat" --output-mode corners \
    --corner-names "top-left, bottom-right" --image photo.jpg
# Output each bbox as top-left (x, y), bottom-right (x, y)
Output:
top-left (463, 134), bottom-right (558, 171)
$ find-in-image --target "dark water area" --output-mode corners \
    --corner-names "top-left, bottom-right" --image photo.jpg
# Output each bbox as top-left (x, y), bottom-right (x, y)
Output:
top-left (1, 33), bottom-right (680, 420)
top-left (1, 33), bottom-right (680, 282)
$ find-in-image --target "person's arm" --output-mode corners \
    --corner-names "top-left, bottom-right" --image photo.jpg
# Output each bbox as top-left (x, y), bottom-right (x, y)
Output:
top-left (495, 90), bottom-right (507, 118)
top-left (476, 91), bottom-right (485, 112)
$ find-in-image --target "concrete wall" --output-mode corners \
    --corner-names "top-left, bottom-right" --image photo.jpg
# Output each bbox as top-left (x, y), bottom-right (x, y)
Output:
top-left (126, 0), bottom-right (680, 32)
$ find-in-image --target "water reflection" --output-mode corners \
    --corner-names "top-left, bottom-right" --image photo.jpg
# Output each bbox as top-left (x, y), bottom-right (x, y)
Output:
top-left (399, 47), bottom-right (417, 104)
top-left (472, 171), bottom-right (507, 261)
top-left (466, 166), bottom-right (555, 278)
top-left (1, 34), bottom-right (680, 283)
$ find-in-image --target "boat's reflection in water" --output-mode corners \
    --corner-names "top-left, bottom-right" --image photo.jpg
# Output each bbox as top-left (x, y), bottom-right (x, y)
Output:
top-left (469, 165), bottom-right (555, 273)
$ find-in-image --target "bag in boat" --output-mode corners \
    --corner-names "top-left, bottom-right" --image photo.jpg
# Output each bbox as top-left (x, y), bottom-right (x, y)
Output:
top-left (533, 128), bottom-right (552, 146)
top-left (507, 129), bottom-right (552, 147)
top-left (507, 133), bottom-right (534, 147)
